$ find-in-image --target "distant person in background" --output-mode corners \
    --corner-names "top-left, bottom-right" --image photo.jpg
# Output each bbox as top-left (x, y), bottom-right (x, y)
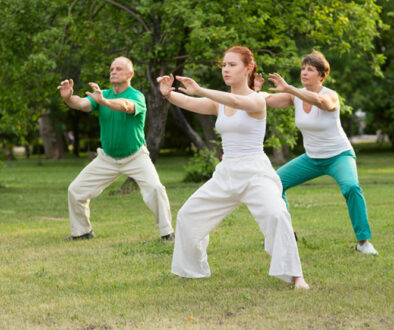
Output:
top-left (255, 50), bottom-right (378, 255)
top-left (57, 56), bottom-right (174, 241)
top-left (158, 46), bottom-right (310, 289)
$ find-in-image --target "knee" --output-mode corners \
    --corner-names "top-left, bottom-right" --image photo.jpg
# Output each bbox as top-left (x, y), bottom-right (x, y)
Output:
top-left (68, 180), bottom-right (78, 197)
top-left (176, 206), bottom-right (206, 245)
top-left (277, 172), bottom-right (289, 192)
top-left (146, 181), bottom-right (165, 196)
top-left (176, 203), bottom-right (200, 232)
top-left (177, 205), bottom-right (189, 226)
top-left (280, 181), bottom-right (290, 193)
top-left (141, 183), bottom-right (167, 206)
top-left (262, 207), bottom-right (289, 225)
top-left (256, 207), bottom-right (292, 245)
top-left (341, 182), bottom-right (362, 197)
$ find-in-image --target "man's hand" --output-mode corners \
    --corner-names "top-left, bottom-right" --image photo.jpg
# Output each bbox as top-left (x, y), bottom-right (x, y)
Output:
top-left (85, 82), bottom-right (104, 104)
top-left (156, 74), bottom-right (175, 97)
top-left (57, 79), bottom-right (74, 100)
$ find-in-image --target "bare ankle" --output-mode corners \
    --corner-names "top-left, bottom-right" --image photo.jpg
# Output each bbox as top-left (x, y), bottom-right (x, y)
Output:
top-left (293, 276), bottom-right (310, 290)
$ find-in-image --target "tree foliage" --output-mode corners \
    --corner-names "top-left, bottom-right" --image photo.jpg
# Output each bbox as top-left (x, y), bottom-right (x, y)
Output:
top-left (0, 0), bottom-right (389, 157)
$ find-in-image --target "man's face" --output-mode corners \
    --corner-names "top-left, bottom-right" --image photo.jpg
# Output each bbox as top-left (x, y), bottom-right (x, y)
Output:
top-left (110, 59), bottom-right (134, 84)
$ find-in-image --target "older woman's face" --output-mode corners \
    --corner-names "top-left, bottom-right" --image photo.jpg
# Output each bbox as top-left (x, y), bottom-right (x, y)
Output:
top-left (300, 64), bottom-right (323, 86)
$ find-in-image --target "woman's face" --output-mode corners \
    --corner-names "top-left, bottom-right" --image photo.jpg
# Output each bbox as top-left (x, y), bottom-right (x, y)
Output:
top-left (300, 64), bottom-right (323, 87)
top-left (222, 52), bottom-right (250, 86)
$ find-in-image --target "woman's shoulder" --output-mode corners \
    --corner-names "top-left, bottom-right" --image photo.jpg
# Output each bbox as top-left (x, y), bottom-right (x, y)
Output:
top-left (321, 86), bottom-right (338, 96)
top-left (250, 90), bottom-right (268, 106)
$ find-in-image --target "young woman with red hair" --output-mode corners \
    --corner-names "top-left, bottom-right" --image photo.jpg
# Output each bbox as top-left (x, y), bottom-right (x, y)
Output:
top-left (157, 46), bottom-right (309, 289)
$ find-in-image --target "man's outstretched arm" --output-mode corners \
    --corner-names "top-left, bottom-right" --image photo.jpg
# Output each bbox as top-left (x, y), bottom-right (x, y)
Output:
top-left (86, 82), bottom-right (135, 114)
top-left (57, 79), bottom-right (91, 112)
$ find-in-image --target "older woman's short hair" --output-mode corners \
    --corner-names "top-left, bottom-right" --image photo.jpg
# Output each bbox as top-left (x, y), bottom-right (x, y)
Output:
top-left (302, 50), bottom-right (330, 82)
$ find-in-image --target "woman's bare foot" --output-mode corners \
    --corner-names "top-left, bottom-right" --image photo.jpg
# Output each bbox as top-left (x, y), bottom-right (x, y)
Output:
top-left (293, 276), bottom-right (310, 290)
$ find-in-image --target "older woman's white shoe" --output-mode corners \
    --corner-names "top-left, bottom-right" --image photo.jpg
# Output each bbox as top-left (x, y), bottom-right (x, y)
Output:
top-left (356, 241), bottom-right (378, 255)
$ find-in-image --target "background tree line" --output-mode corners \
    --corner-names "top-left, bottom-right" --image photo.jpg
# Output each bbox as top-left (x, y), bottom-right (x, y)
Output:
top-left (0, 0), bottom-right (392, 162)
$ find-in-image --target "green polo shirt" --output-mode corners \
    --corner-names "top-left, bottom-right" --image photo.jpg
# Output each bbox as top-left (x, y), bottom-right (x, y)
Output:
top-left (87, 86), bottom-right (146, 158)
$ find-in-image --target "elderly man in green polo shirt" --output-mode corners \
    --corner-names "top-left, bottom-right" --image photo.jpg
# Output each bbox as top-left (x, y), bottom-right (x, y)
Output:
top-left (57, 57), bottom-right (174, 241)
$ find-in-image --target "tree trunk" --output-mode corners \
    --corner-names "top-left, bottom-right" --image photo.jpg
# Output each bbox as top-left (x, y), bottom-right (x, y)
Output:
top-left (5, 146), bottom-right (14, 160)
top-left (272, 146), bottom-right (290, 165)
top-left (39, 112), bottom-right (67, 159)
top-left (39, 113), bottom-right (58, 159)
top-left (198, 114), bottom-right (221, 155)
top-left (55, 131), bottom-right (67, 159)
top-left (170, 106), bottom-right (206, 151)
top-left (36, 132), bottom-right (42, 165)
top-left (72, 111), bottom-right (80, 157)
top-left (144, 84), bottom-right (208, 160)
top-left (145, 88), bottom-right (169, 162)
top-left (24, 144), bottom-right (30, 158)
top-left (389, 134), bottom-right (394, 151)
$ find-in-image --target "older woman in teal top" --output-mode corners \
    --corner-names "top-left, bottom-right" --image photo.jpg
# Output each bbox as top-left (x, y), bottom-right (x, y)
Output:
top-left (256, 50), bottom-right (378, 255)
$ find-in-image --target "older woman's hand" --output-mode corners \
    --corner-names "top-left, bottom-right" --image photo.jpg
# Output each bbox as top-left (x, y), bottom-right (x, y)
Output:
top-left (268, 73), bottom-right (290, 93)
top-left (254, 73), bottom-right (264, 92)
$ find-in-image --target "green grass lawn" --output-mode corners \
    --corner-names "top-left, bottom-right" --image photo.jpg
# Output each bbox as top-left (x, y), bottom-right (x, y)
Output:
top-left (0, 152), bottom-right (393, 329)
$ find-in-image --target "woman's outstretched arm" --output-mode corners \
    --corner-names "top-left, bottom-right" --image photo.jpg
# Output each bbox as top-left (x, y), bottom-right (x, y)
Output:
top-left (253, 73), bottom-right (294, 109)
top-left (268, 73), bottom-right (338, 111)
top-left (157, 74), bottom-right (218, 115)
top-left (175, 75), bottom-right (265, 114)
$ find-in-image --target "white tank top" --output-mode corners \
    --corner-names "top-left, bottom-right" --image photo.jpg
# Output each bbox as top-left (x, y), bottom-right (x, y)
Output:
top-left (215, 104), bottom-right (266, 158)
top-left (294, 86), bottom-right (352, 158)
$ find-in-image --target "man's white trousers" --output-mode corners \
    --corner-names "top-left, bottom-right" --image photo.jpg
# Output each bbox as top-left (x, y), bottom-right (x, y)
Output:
top-left (68, 145), bottom-right (173, 237)
top-left (171, 153), bottom-right (303, 283)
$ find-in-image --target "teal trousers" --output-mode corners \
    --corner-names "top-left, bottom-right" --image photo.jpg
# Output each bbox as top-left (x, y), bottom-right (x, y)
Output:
top-left (277, 150), bottom-right (372, 241)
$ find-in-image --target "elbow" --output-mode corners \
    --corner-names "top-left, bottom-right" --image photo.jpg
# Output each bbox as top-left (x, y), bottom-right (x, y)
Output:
top-left (265, 95), bottom-right (273, 108)
top-left (316, 96), bottom-right (325, 109)
top-left (318, 98), bottom-right (336, 112)
top-left (123, 101), bottom-right (134, 114)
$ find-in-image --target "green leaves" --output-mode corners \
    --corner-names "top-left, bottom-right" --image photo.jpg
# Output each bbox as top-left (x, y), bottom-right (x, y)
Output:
top-left (183, 148), bottom-right (220, 182)
top-left (0, 0), bottom-right (388, 149)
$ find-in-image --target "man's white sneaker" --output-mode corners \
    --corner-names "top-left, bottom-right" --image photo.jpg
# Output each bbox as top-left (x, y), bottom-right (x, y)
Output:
top-left (356, 241), bottom-right (378, 255)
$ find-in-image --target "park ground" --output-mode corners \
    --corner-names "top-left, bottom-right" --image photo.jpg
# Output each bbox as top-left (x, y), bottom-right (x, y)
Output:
top-left (0, 148), bottom-right (393, 329)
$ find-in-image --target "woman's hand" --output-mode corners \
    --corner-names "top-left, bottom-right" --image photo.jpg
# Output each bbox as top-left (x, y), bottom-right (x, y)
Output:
top-left (268, 73), bottom-right (290, 93)
top-left (176, 76), bottom-right (202, 96)
top-left (156, 74), bottom-right (175, 97)
top-left (254, 73), bottom-right (264, 92)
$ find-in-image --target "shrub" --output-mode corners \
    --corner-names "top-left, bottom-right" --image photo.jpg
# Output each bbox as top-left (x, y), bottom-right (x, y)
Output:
top-left (183, 148), bottom-right (220, 182)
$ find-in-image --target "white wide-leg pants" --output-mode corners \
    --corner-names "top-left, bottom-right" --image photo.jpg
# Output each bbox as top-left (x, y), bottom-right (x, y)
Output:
top-left (171, 153), bottom-right (303, 283)
top-left (68, 145), bottom-right (173, 237)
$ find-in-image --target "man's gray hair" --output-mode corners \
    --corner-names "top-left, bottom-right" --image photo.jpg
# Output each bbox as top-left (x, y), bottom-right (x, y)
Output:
top-left (113, 56), bottom-right (134, 72)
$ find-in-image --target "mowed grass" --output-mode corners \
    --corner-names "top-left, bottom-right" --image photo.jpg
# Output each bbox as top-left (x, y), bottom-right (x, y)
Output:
top-left (0, 151), bottom-right (393, 329)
